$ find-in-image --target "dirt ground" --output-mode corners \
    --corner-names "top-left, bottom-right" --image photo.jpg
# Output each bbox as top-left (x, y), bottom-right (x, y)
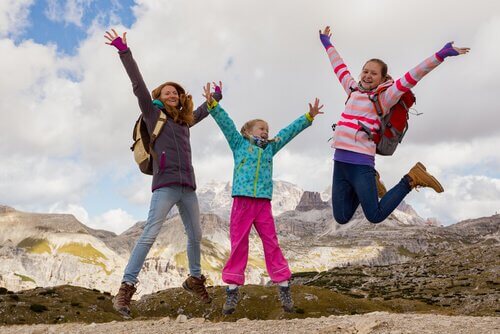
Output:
top-left (0, 311), bottom-right (498, 334)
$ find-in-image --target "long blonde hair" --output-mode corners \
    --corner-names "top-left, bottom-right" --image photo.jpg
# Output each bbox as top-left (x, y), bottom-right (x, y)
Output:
top-left (151, 81), bottom-right (194, 125)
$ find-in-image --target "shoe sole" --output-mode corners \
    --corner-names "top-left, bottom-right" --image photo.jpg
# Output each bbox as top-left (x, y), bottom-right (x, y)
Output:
top-left (112, 300), bottom-right (132, 319)
top-left (222, 308), bottom-right (236, 315)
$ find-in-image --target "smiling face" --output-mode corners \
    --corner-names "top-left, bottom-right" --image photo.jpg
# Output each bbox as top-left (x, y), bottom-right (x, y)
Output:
top-left (249, 121), bottom-right (269, 140)
top-left (159, 85), bottom-right (179, 108)
top-left (360, 61), bottom-right (384, 90)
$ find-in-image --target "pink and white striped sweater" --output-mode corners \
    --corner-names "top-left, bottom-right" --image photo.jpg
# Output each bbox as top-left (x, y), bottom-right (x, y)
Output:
top-left (325, 45), bottom-right (443, 156)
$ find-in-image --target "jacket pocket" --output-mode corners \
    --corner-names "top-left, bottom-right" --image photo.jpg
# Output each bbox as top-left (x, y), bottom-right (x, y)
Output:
top-left (236, 158), bottom-right (246, 173)
top-left (158, 151), bottom-right (166, 174)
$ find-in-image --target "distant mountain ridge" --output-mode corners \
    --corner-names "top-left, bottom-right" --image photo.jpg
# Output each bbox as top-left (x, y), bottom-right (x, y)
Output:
top-left (1, 181), bottom-right (496, 297)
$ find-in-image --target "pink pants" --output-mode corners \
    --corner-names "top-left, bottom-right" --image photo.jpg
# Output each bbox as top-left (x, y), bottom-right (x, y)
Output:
top-left (222, 197), bottom-right (292, 285)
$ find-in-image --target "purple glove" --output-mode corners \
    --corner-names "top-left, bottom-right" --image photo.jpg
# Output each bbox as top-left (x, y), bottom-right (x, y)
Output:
top-left (110, 36), bottom-right (128, 52)
top-left (319, 33), bottom-right (332, 49)
top-left (436, 42), bottom-right (459, 61)
top-left (214, 85), bottom-right (222, 94)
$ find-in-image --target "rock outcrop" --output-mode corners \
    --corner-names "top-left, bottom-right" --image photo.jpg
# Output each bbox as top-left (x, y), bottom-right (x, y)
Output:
top-left (295, 191), bottom-right (330, 211)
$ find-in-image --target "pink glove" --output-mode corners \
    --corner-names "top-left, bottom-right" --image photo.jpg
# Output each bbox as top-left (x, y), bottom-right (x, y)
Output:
top-left (110, 36), bottom-right (128, 52)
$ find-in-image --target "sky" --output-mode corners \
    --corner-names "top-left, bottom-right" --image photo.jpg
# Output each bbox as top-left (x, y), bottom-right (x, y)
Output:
top-left (0, 0), bottom-right (499, 233)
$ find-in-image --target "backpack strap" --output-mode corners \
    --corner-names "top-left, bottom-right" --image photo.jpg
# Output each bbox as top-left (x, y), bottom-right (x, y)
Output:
top-left (368, 86), bottom-right (390, 140)
top-left (369, 86), bottom-right (388, 117)
top-left (149, 110), bottom-right (168, 163)
top-left (345, 86), bottom-right (358, 105)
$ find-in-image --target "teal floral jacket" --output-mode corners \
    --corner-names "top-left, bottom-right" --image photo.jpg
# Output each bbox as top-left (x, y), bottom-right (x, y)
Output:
top-left (209, 103), bottom-right (313, 199)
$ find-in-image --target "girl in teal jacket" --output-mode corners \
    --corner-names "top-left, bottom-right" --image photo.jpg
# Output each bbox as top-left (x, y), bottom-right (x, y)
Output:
top-left (203, 82), bottom-right (324, 315)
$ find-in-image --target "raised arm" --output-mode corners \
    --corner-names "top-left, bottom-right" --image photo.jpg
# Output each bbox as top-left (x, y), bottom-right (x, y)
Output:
top-left (191, 82), bottom-right (223, 127)
top-left (271, 98), bottom-right (324, 155)
top-left (379, 41), bottom-right (470, 111)
top-left (105, 29), bottom-right (156, 117)
top-left (203, 83), bottom-right (244, 151)
top-left (319, 26), bottom-right (357, 95)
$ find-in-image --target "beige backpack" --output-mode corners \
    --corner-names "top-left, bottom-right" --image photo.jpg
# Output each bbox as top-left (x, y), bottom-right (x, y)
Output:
top-left (131, 111), bottom-right (167, 175)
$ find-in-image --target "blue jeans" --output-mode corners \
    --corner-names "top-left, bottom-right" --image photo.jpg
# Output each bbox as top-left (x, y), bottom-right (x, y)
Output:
top-left (332, 160), bottom-right (411, 224)
top-left (122, 186), bottom-right (202, 284)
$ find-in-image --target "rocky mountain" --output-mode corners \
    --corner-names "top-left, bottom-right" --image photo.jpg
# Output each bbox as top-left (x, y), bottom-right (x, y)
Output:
top-left (0, 182), bottom-right (496, 299)
top-left (0, 207), bottom-right (126, 294)
top-left (292, 215), bottom-right (500, 317)
top-left (196, 180), bottom-right (304, 219)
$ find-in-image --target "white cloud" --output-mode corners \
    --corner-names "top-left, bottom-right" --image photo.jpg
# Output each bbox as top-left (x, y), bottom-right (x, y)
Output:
top-left (88, 208), bottom-right (137, 234)
top-left (49, 202), bottom-right (89, 225)
top-left (45, 0), bottom-right (94, 27)
top-left (408, 175), bottom-right (500, 224)
top-left (49, 203), bottom-right (137, 234)
top-left (1, 0), bottom-right (499, 230)
top-left (0, 155), bottom-right (94, 208)
top-left (120, 174), bottom-right (152, 206)
top-left (0, 0), bottom-right (33, 37)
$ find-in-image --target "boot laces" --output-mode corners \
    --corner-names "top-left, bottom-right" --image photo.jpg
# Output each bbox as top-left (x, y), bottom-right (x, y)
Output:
top-left (189, 276), bottom-right (209, 299)
top-left (279, 286), bottom-right (293, 307)
top-left (116, 283), bottom-right (136, 307)
top-left (225, 288), bottom-right (239, 308)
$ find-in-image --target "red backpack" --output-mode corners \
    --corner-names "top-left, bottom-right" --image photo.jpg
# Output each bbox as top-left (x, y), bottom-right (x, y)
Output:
top-left (355, 86), bottom-right (416, 156)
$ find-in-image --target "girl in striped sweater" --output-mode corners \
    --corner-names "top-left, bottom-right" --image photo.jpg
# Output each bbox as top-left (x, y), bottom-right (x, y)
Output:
top-left (319, 26), bottom-right (469, 224)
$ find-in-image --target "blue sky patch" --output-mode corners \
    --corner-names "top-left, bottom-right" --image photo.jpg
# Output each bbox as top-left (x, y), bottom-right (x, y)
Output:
top-left (20, 0), bottom-right (136, 55)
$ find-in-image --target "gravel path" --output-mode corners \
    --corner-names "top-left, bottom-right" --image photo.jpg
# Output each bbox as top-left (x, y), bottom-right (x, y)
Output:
top-left (0, 312), bottom-right (498, 334)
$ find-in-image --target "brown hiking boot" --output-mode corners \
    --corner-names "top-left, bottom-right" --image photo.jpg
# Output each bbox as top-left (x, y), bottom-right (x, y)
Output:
top-left (182, 275), bottom-right (212, 303)
top-left (112, 282), bottom-right (137, 318)
top-left (375, 170), bottom-right (387, 198)
top-left (407, 162), bottom-right (444, 193)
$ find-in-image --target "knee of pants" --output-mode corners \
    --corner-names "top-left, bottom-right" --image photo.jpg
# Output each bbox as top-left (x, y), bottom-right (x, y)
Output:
top-left (137, 235), bottom-right (157, 246)
top-left (365, 214), bottom-right (384, 224)
top-left (334, 217), bottom-right (351, 225)
top-left (333, 210), bottom-right (351, 225)
top-left (186, 229), bottom-right (202, 244)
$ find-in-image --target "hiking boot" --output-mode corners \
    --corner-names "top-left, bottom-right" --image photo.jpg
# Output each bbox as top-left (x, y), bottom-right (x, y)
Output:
top-left (182, 275), bottom-right (212, 304)
top-left (407, 162), bottom-right (444, 193)
top-left (112, 282), bottom-right (136, 318)
top-left (375, 170), bottom-right (387, 198)
top-left (278, 286), bottom-right (294, 313)
top-left (222, 287), bottom-right (240, 315)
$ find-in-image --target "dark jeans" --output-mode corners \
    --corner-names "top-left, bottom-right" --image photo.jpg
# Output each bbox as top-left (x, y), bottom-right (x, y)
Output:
top-left (332, 160), bottom-right (411, 224)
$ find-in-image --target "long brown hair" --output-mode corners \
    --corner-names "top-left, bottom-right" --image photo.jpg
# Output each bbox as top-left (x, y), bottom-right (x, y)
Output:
top-left (151, 81), bottom-right (194, 125)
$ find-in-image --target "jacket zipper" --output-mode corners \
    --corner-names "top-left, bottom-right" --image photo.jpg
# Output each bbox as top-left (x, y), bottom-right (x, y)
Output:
top-left (253, 149), bottom-right (262, 196)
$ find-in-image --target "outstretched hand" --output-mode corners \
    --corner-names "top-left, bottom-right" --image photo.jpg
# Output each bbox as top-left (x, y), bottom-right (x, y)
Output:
top-left (104, 29), bottom-right (128, 51)
top-left (308, 98), bottom-right (324, 119)
top-left (203, 83), bottom-right (213, 104)
top-left (319, 26), bottom-right (332, 48)
top-left (436, 41), bottom-right (470, 60)
top-left (212, 81), bottom-right (223, 95)
top-left (320, 26), bottom-right (331, 37)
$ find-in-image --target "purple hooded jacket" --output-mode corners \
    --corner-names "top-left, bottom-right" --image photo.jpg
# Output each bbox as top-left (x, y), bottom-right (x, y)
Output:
top-left (119, 48), bottom-right (221, 191)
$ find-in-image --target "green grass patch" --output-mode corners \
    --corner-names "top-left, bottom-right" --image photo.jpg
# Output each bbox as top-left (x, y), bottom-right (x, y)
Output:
top-left (14, 273), bottom-right (36, 284)
top-left (17, 238), bottom-right (51, 254)
top-left (57, 243), bottom-right (107, 261)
